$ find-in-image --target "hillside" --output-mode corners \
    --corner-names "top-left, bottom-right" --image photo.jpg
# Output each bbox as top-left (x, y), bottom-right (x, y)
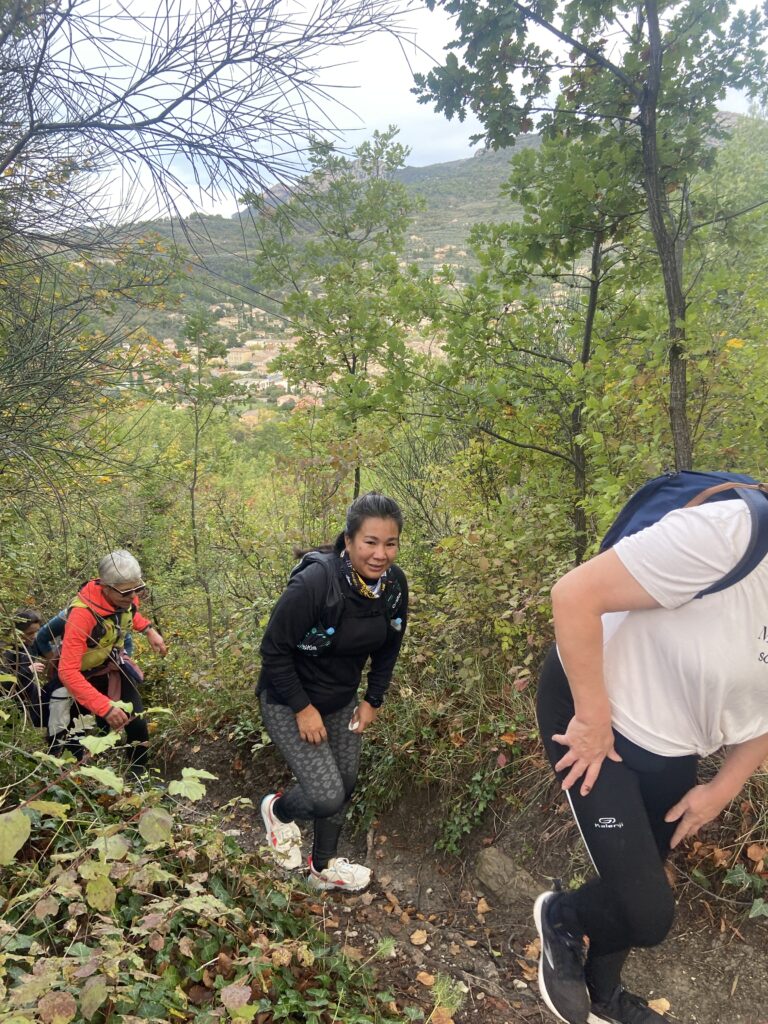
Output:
top-left (134, 138), bottom-right (540, 331)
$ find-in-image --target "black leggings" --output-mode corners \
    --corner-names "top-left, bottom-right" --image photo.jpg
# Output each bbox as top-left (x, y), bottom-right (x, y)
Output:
top-left (49, 664), bottom-right (149, 775)
top-left (260, 693), bottom-right (361, 869)
top-left (536, 646), bottom-right (699, 999)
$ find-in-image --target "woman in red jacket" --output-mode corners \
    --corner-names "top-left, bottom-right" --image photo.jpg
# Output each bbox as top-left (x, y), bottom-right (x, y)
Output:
top-left (50, 549), bottom-right (167, 776)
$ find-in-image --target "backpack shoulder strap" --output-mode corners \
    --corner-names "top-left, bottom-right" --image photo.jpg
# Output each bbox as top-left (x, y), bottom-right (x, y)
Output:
top-left (292, 551), bottom-right (345, 628)
top-left (698, 486), bottom-right (768, 597)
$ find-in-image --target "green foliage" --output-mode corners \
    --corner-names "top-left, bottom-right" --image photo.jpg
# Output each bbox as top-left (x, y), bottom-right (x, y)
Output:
top-left (0, 753), bottom-right (412, 1024)
top-left (248, 128), bottom-right (439, 494)
top-left (417, 0), bottom-right (768, 468)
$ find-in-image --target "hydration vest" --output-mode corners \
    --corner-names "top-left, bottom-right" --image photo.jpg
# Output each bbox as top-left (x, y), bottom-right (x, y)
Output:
top-left (69, 595), bottom-right (134, 669)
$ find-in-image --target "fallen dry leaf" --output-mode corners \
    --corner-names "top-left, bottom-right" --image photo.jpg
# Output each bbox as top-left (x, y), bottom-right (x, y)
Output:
top-left (217, 951), bottom-right (235, 978)
top-left (34, 896), bottom-right (60, 920)
top-left (517, 959), bottom-right (538, 981)
top-left (711, 846), bottom-right (729, 867)
top-left (410, 929), bottom-right (428, 946)
top-left (220, 983), bottom-right (251, 1010)
top-left (38, 991), bottom-right (77, 1024)
top-left (431, 1008), bottom-right (454, 1024)
top-left (187, 984), bottom-right (213, 1006)
top-left (477, 897), bottom-right (491, 915)
top-left (648, 997), bottom-right (670, 1015)
top-left (416, 971), bottom-right (435, 987)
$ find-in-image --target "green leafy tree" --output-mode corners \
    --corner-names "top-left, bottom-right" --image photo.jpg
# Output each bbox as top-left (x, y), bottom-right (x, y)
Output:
top-left (415, 0), bottom-right (768, 468)
top-left (248, 128), bottom-right (436, 498)
top-left (169, 311), bottom-right (237, 658)
top-left (0, 0), bottom-right (413, 486)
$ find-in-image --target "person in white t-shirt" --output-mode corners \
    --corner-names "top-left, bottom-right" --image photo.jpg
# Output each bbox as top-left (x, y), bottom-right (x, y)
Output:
top-left (532, 500), bottom-right (768, 1024)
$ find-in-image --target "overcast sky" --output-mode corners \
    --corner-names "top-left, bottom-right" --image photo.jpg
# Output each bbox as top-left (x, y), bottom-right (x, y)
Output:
top-left (322, 4), bottom-right (485, 167)
top-left (146, 2), bottom-right (752, 219)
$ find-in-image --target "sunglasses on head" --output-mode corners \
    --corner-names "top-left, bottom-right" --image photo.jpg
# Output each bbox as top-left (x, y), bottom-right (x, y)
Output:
top-left (107, 584), bottom-right (146, 597)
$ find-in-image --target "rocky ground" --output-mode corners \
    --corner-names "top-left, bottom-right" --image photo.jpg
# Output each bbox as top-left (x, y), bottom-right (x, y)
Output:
top-left (162, 737), bottom-right (768, 1024)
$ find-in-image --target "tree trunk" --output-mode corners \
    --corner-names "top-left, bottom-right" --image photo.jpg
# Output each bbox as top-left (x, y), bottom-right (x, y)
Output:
top-left (571, 233), bottom-right (603, 563)
top-left (641, 0), bottom-right (693, 470)
top-left (190, 396), bottom-right (217, 660)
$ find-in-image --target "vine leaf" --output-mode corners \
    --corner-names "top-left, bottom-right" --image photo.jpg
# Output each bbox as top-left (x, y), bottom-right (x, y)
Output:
top-left (80, 976), bottom-right (108, 1021)
top-left (138, 807), bottom-right (174, 846)
top-left (168, 767), bottom-right (218, 801)
top-left (0, 809), bottom-right (31, 865)
top-left (92, 833), bottom-right (130, 861)
top-left (85, 874), bottom-right (117, 912)
top-left (27, 800), bottom-right (70, 820)
top-left (79, 733), bottom-right (120, 755)
top-left (77, 766), bottom-right (124, 793)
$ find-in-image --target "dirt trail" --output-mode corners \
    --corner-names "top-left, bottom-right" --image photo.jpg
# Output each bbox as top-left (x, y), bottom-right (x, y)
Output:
top-left (163, 738), bottom-right (768, 1024)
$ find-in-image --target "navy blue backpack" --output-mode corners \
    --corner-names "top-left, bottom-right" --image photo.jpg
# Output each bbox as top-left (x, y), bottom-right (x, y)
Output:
top-left (600, 471), bottom-right (768, 598)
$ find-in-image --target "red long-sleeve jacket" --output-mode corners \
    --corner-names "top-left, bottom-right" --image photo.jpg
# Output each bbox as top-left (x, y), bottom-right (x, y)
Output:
top-left (58, 580), bottom-right (150, 717)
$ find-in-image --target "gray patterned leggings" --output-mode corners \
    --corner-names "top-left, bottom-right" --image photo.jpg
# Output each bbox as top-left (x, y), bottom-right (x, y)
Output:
top-left (259, 693), bottom-right (361, 867)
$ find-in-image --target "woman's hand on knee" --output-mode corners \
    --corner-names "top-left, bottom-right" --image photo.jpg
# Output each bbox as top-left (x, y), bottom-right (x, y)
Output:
top-left (295, 705), bottom-right (327, 744)
top-left (552, 714), bottom-right (622, 796)
top-left (665, 783), bottom-right (727, 848)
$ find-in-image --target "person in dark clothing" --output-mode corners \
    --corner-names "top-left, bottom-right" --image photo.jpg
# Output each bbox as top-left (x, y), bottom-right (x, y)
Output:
top-left (257, 491), bottom-right (408, 891)
top-left (1, 608), bottom-right (46, 726)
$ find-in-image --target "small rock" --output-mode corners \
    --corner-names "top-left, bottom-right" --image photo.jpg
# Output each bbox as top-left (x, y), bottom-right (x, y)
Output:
top-left (474, 847), bottom-right (540, 904)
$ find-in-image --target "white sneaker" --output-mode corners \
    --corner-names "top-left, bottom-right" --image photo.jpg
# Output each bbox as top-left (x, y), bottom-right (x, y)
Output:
top-left (307, 857), bottom-right (371, 892)
top-left (260, 794), bottom-right (302, 869)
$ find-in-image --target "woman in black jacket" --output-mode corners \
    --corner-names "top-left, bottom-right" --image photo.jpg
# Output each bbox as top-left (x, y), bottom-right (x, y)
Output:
top-left (257, 492), bottom-right (408, 891)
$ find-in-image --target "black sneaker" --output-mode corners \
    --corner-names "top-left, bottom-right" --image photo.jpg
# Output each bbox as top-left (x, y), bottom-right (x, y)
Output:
top-left (588, 987), bottom-right (668, 1023)
top-left (533, 890), bottom-right (590, 1024)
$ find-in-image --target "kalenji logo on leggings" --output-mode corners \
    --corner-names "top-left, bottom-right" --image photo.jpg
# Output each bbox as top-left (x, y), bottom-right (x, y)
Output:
top-left (594, 816), bottom-right (624, 829)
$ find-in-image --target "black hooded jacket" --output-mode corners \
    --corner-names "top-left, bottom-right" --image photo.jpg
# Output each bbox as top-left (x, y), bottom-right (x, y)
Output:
top-left (257, 559), bottom-right (408, 714)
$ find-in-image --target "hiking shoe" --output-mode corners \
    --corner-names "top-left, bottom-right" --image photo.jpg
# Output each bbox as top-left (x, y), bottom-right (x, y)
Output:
top-left (260, 794), bottom-right (302, 869)
top-left (534, 890), bottom-right (590, 1024)
top-left (307, 857), bottom-right (371, 892)
top-left (588, 987), bottom-right (668, 1024)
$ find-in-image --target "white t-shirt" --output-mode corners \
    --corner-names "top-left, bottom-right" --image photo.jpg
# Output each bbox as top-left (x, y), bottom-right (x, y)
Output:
top-left (601, 500), bottom-right (768, 757)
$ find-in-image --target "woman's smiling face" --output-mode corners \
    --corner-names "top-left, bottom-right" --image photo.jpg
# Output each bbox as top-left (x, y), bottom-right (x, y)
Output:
top-left (345, 516), bottom-right (401, 580)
